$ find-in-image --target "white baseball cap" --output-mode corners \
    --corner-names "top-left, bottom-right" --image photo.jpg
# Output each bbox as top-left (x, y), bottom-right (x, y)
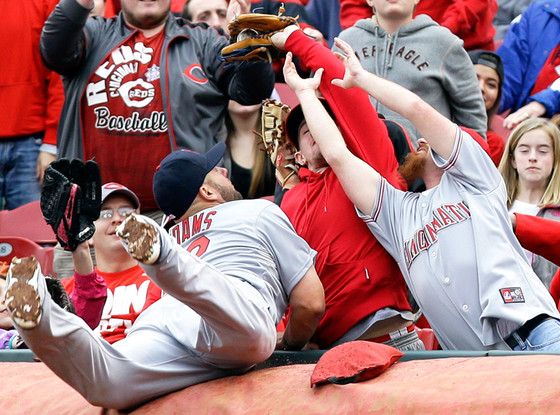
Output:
top-left (101, 182), bottom-right (140, 209)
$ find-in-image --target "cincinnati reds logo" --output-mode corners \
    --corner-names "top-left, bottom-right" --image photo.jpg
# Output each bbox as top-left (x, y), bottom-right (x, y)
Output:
top-left (118, 79), bottom-right (156, 108)
top-left (184, 64), bottom-right (208, 84)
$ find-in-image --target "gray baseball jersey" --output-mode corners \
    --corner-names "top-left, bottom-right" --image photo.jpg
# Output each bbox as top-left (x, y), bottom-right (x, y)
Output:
top-left (162, 199), bottom-right (317, 324)
top-left (359, 127), bottom-right (560, 350)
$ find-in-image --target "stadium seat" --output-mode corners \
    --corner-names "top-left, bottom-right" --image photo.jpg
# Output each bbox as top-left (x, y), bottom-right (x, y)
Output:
top-left (274, 82), bottom-right (299, 108)
top-left (490, 113), bottom-right (510, 144)
top-left (0, 237), bottom-right (56, 278)
top-left (0, 201), bottom-right (56, 245)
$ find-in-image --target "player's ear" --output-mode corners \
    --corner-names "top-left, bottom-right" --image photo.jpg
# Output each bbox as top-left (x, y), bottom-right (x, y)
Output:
top-left (199, 183), bottom-right (219, 202)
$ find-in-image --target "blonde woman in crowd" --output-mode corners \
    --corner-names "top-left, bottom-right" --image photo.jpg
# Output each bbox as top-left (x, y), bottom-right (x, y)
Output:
top-left (499, 118), bottom-right (560, 288)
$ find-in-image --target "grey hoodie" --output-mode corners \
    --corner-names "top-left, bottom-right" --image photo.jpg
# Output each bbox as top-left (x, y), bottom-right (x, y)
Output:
top-left (337, 15), bottom-right (487, 147)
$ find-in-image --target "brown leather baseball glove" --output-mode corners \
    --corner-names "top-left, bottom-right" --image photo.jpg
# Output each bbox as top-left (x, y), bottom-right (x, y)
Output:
top-left (221, 4), bottom-right (299, 63)
top-left (257, 98), bottom-right (299, 188)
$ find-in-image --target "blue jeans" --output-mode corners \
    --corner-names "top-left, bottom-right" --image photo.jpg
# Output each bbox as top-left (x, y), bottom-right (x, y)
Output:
top-left (0, 134), bottom-right (42, 210)
top-left (511, 318), bottom-right (560, 351)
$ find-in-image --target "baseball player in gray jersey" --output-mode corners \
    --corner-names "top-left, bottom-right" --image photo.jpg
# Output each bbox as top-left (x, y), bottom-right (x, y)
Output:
top-left (281, 38), bottom-right (560, 352)
top-left (4, 143), bottom-right (325, 410)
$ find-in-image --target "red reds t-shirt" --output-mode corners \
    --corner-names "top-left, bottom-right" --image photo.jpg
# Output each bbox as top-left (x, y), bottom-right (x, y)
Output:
top-left (63, 265), bottom-right (164, 344)
top-left (82, 30), bottom-right (170, 210)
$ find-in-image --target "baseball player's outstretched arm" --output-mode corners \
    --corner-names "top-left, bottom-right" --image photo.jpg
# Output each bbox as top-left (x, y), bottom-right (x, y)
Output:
top-left (332, 38), bottom-right (457, 161)
top-left (279, 265), bottom-right (325, 350)
top-left (283, 52), bottom-right (381, 216)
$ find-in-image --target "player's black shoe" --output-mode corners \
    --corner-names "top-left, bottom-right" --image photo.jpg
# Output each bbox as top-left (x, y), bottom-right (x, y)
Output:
top-left (5, 256), bottom-right (42, 329)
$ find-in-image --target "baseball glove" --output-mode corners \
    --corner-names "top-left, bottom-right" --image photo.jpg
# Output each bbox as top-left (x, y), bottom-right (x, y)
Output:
top-left (257, 98), bottom-right (299, 187)
top-left (40, 159), bottom-right (102, 252)
top-left (45, 277), bottom-right (76, 314)
top-left (221, 4), bottom-right (299, 63)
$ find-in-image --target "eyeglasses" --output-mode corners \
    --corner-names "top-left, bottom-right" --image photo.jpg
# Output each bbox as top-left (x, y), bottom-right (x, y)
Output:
top-left (98, 207), bottom-right (136, 220)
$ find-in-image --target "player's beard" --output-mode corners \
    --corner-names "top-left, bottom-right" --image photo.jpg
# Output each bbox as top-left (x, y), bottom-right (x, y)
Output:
top-left (398, 146), bottom-right (428, 185)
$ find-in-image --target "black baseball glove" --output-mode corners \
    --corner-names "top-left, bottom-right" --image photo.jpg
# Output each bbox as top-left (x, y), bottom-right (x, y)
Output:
top-left (40, 159), bottom-right (102, 251)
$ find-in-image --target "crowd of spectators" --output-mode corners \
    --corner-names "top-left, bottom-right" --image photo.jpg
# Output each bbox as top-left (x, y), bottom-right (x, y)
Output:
top-left (2, 0), bottom-right (560, 408)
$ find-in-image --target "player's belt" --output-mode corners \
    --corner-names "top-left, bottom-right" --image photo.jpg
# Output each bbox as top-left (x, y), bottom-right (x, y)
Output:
top-left (504, 313), bottom-right (553, 349)
top-left (364, 324), bottom-right (415, 344)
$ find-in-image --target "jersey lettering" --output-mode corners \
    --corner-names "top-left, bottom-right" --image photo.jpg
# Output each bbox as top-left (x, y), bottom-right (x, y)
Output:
top-left (84, 36), bottom-right (166, 135)
top-left (192, 214), bottom-right (203, 235)
top-left (168, 211), bottom-right (217, 244)
top-left (356, 43), bottom-right (429, 71)
top-left (187, 235), bottom-right (210, 257)
top-left (404, 201), bottom-right (471, 268)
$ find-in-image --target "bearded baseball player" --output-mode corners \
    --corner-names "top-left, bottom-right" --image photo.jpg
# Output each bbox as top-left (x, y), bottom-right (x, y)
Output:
top-left (4, 142), bottom-right (325, 409)
top-left (282, 38), bottom-right (560, 352)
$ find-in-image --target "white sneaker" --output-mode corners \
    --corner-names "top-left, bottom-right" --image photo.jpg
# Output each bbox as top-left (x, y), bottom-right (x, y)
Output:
top-left (5, 256), bottom-right (42, 329)
top-left (116, 214), bottom-right (161, 265)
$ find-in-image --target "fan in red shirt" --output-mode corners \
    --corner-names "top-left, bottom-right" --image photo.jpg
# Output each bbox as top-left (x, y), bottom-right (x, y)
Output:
top-left (62, 183), bottom-right (163, 344)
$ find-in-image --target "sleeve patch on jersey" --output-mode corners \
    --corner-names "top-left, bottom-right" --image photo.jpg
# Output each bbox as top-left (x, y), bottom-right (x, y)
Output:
top-left (500, 287), bottom-right (525, 303)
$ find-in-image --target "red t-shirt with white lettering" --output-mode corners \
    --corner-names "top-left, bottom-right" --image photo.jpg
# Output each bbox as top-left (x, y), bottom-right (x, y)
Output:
top-left (81, 30), bottom-right (170, 210)
top-left (64, 265), bottom-right (164, 344)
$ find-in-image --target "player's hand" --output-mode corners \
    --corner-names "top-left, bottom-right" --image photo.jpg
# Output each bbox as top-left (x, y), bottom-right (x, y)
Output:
top-left (36, 151), bottom-right (56, 185)
top-left (71, 241), bottom-right (95, 275)
top-left (283, 52), bottom-right (323, 97)
top-left (270, 24), bottom-right (300, 51)
top-left (332, 37), bottom-right (366, 90)
top-left (275, 333), bottom-right (305, 351)
top-left (275, 332), bottom-right (286, 350)
top-left (502, 101), bottom-right (546, 130)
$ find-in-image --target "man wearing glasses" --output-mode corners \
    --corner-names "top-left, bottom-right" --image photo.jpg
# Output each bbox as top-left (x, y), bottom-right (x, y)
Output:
top-left (61, 182), bottom-right (164, 343)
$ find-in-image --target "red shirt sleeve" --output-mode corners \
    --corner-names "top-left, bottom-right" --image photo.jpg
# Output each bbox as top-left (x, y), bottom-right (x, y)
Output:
top-left (62, 271), bottom-right (108, 329)
top-left (514, 213), bottom-right (560, 266)
top-left (43, 71), bottom-right (64, 146)
top-left (339, 0), bottom-right (372, 30)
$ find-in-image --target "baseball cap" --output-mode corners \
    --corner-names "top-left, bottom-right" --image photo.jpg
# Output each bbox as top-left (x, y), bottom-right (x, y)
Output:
top-left (285, 98), bottom-right (336, 148)
top-left (468, 50), bottom-right (504, 84)
top-left (153, 142), bottom-right (226, 219)
top-left (101, 182), bottom-right (140, 209)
